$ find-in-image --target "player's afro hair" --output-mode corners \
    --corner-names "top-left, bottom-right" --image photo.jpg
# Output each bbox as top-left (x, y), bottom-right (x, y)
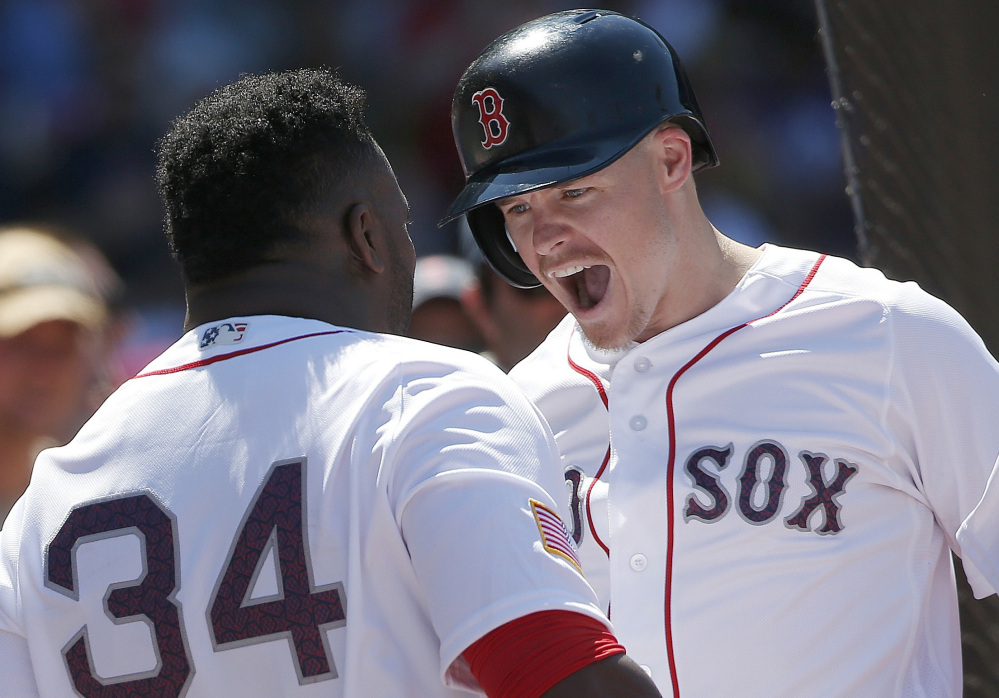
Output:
top-left (155, 68), bottom-right (379, 285)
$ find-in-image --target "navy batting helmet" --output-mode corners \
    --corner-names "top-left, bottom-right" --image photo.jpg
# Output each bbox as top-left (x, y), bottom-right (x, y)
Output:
top-left (439, 9), bottom-right (718, 288)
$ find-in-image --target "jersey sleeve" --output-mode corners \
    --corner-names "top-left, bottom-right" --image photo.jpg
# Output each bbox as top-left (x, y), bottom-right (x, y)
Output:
top-left (888, 285), bottom-right (999, 597)
top-left (380, 355), bottom-right (609, 690)
top-left (464, 609), bottom-right (625, 697)
top-left (958, 462), bottom-right (999, 596)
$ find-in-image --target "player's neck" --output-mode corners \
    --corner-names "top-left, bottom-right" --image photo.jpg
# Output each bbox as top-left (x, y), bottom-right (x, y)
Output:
top-left (715, 229), bottom-right (763, 282)
top-left (183, 261), bottom-right (372, 332)
top-left (681, 227), bottom-right (761, 319)
top-left (642, 224), bottom-right (761, 341)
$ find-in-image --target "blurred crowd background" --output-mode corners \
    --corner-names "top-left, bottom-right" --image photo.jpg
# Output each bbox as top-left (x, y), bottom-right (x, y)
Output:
top-left (5, 3), bottom-right (999, 685)
top-left (0, 0), bottom-right (854, 373)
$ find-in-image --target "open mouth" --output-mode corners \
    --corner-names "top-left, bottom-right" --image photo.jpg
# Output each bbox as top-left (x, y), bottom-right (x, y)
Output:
top-left (549, 264), bottom-right (609, 310)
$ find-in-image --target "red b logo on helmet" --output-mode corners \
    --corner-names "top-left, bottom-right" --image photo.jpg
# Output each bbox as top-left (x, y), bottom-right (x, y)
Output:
top-left (471, 88), bottom-right (510, 149)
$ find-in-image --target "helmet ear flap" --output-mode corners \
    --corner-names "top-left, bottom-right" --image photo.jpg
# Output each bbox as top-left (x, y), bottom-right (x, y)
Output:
top-left (669, 115), bottom-right (719, 171)
top-left (465, 206), bottom-right (540, 289)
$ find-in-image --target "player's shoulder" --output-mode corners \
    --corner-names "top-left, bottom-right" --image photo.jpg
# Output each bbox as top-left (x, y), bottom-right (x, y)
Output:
top-left (756, 244), bottom-right (890, 298)
top-left (766, 244), bottom-right (978, 345)
top-left (182, 314), bottom-right (504, 376)
top-left (357, 330), bottom-right (547, 412)
top-left (368, 330), bottom-right (511, 379)
top-left (764, 244), bottom-right (947, 311)
top-left (134, 315), bottom-right (521, 409)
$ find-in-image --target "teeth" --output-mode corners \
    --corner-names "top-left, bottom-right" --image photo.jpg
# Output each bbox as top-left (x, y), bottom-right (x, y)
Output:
top-left (548, 265), bottom-right (589, 279)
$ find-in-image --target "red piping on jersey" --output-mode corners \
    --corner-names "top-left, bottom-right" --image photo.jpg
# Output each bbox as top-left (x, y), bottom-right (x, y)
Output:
top-left (568, 346), bottom-right (611, 556)
top-left (568, 353), bottom-right (609, 409)
top-left (133, 331), bottom-right (348, 378)
top-left (662, 254), bottom-right (825, 696)
top-left (586, 447), bottom-right (612, 556)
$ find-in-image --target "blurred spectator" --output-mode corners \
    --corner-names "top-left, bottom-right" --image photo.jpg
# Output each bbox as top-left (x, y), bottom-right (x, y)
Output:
top-left (461, 263), bottom-right (566, 372)
top-left (407, 254), bottom-right (484, 352)
top-left (0, 225), bottom-right (126, 521)
top-left (456, 220), bottom-right (566, 372)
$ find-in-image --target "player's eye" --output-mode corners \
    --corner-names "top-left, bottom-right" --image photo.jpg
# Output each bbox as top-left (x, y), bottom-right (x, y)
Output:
top-left (501, 201), bottom-right (530, 216)
top-left (563, 187), bottom-right (588, 199)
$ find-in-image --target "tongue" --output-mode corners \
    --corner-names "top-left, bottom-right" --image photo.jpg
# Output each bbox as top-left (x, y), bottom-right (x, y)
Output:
top-left (576, 265), bottom-right (609, 309)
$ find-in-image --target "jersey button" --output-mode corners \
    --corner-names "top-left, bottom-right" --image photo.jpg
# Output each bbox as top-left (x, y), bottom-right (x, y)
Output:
top-left (630, 553), bottom-right (647, 571)
top-left (629, 415), bottom-right (647, 431)
top-left (634, 357), bottom-right (651, 372)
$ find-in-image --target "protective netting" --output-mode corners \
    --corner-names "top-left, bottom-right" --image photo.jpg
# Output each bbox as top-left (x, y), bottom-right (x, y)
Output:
top-left (815, 1), bottom-right (999, 694)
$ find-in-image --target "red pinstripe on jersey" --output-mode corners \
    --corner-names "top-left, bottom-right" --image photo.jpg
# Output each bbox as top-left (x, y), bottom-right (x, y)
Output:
top-left (662, 254), bottom-right (826, 696)
top-left (133, 331), bottom-right (348, 378)
top-left (567, 337), bottom-right (612, 557)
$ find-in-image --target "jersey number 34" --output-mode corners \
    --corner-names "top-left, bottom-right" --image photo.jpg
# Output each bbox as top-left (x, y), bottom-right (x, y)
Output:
top-left (44, 457), bottom-right (346, 697)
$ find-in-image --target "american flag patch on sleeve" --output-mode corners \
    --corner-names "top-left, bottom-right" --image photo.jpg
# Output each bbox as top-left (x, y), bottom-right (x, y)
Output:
top-left (530, 499), bottom-right (582, 573)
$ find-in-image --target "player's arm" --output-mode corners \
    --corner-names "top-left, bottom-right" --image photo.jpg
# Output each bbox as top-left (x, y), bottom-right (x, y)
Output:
top-left (392, 356), bottom-right (652, 695)
top-left (464, 610), bottom-right (661, 698)
top-left (542, 654), bottom-right (661, 697)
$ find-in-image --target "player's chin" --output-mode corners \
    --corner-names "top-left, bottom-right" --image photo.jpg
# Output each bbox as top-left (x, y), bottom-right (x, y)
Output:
top-left (578, 321), bottom-right (634, 352)
top-left (576, 309), bottom-right (635, 352)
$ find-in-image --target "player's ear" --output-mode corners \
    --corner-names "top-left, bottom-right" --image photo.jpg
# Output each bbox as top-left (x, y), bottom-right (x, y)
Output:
top-left (650, 125), bottom-right (692, 194)
top-left (346, 202), bottom-right (386, 274)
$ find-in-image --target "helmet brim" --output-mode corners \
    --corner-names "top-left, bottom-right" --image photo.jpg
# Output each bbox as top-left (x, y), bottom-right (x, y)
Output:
top-left (439, 118), bottom-right (692, 288)
top-left (439, 130), bottom-right (647, 289)
top-left (439, 128), bottom-right (642, 228)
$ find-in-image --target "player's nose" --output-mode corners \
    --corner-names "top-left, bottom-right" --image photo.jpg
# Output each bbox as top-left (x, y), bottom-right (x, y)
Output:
top-left (531, 211), bottom-right (571, 257)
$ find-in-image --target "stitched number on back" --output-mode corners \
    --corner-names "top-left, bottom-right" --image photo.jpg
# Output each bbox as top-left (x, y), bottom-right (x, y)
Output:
top-left (45, 493), bottom-right (192, 697)
top-left (44, 460), bottom-right (345, 692)
top-left (208, 458), bottom-right (346, 683)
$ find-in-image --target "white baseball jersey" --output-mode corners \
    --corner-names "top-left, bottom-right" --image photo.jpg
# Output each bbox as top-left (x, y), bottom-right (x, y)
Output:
top-left (510, 244), bottom-right (999, 697)
top-left (0, 315), bottom-right (606, 697)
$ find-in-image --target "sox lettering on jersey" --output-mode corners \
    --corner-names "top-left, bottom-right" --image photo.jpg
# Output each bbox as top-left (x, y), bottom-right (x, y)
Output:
top-left (683, 440), bottom-right (857, 534)
top-left (683, 445), bottom-right (733, 522)
top-left (471, 88), bottom-right (510, 149)
top-left (564, 440), bottom-right (857, 544)
top-left (786, 451), bottom-right (858, 534)
top-left (737, 441), bottom-right (789, 524)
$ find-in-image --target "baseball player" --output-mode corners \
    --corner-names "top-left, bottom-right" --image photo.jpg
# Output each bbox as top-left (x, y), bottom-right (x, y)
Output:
top-left (0, 68), bottom-right (663, 697)
top-left (440, 9), bottom-right (999, 697)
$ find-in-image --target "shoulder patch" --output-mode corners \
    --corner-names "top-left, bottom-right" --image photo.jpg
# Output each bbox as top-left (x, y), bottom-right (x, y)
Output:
top-left (530, 499), bottom-right (582, 573)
